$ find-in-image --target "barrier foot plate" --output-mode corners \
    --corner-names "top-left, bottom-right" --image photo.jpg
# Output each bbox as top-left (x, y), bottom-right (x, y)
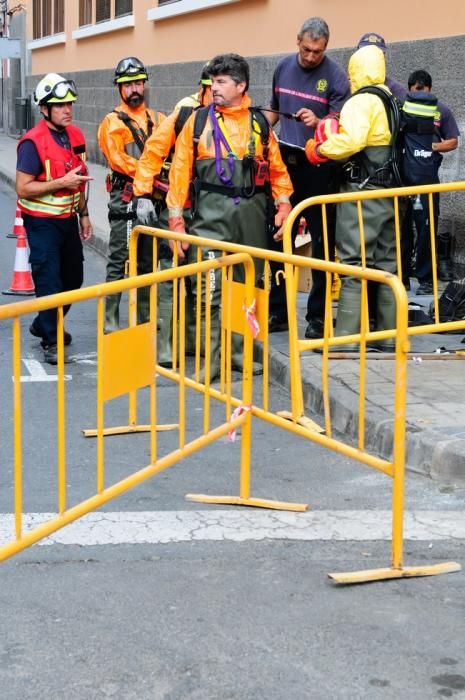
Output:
top-left (82, 423), bottom-right (178, 437)
top-left (328, 561), bottom-right (462, 585)
top-left (185, 494), bottom-right (309, 511)
top-left (277, 411), bottom-right (324, 434)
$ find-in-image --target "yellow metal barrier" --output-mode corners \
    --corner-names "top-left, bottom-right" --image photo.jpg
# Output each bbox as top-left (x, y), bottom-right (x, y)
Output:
top-left (0, 218), bottom-right (461, 586)
top-left (127, 224), bottom-right (460, 584)
top-left (1, 250), bottom-right (313, 562)
top-left (282, 181), bottom-right (465, 336)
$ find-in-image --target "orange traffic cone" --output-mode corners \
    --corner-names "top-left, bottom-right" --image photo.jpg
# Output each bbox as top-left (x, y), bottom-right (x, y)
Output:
top-left (7, 204), bottom-right (26, 239)
top-left (2, 231), bottom-right (35, 296)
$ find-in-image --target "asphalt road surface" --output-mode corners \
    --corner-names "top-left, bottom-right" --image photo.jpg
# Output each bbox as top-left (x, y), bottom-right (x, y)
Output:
top-left (0, 182), bottom-right (464, 700)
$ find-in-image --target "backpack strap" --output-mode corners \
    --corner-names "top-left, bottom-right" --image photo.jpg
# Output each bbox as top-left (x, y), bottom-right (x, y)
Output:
top-left (113, 110), bottom-right (151, 155)
top-left (192, 106), bottom-right (210, 165)
top-left (249, 107), bottom-right (270, 160)
top-left (175, 105), bottom-right (195, 138)
top-left (354, 85), bottom-right (400, 144)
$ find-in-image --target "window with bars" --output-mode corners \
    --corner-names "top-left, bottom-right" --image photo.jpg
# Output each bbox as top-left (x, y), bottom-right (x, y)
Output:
top-left (158, 0), bottom-right (180, 5)
top-left (115, 0), bottom-right (133, 16)
top-left (96, 0), bottom-right (110, 22)
top-left (32, 0), bottom-right (64, 39)
top-left (79, 0), bottom-right (92, 26)
top-left (78, 0), bottom-right (133, 26)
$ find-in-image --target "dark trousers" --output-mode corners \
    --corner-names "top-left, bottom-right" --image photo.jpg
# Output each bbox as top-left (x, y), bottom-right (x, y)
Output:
top-left (24, 214), bottom-right (84, 345)
top-left (401, 192), bottom-right (440, 284)
top-left (269, 147), bottom-right (336, 322)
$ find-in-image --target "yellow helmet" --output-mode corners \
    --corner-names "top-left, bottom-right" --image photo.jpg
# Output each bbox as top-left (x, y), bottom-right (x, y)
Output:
top-left (34, 73), bottom-right (78, 105)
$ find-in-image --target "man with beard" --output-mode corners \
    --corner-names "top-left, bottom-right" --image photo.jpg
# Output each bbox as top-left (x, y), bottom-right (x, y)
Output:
top-left (98, 57), bottom-right (165, 332)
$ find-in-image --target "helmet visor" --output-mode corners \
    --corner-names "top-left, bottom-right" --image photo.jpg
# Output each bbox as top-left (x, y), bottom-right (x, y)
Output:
top-left (115, 57), bottom-right (146, 77)
top-left (50, 80), bottom-right (78, 101)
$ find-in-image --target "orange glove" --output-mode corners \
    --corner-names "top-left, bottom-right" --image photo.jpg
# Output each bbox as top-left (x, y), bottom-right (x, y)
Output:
top-left (168, 215), bottom-right (189, 260)
top-left (168, 215), bottom-right (186, 234)
top-left (305, 138), bottom-right (329, 166)
top-left (273, 202), bottom-right (292, 241)
top-left (314, 114), bottom-right (339, 144)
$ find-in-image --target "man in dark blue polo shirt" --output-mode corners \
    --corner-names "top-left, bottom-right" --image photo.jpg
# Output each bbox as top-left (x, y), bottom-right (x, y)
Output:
top-left (266, 16), bottom-right (350, 338)
top-left (402, 69), bottom-right (460, 292)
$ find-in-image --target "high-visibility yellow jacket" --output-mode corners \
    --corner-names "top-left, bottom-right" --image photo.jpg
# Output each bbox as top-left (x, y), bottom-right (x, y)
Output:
top-left (97, 101), bottom-right (165, 179)
top-left (167, 95), bottom-right (293, 216)
top-left (319, 46), bottom-right (392, 161)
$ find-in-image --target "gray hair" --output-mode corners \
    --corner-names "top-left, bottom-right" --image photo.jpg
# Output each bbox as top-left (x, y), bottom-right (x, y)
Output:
top-left (298, 17), bottom-right (329, 42)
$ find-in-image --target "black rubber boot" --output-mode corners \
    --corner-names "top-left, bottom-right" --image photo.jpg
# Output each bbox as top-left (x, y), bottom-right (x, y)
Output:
top-left (437, 231), bottom-right (454, 282)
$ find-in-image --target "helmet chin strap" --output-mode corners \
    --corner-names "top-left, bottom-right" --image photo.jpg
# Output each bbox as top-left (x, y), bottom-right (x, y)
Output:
top-left (43, 104), bottom-right (66, 130)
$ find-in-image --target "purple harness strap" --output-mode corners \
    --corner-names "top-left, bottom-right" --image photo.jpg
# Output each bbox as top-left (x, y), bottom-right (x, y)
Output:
top-left (209, 105), bottom-right (240, 204)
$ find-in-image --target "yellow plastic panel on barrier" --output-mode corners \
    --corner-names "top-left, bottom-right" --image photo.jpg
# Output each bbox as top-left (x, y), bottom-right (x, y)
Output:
top-left (102, 321), bottom-right (155, 402)
top-left (224, 281), bottom-right (268, 343)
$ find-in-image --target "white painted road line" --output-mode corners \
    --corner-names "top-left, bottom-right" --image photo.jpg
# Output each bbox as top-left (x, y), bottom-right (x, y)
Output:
top-left (16, 359), bottom-right (71, 383)
top-left (1, 511), bottom-right (465, 546)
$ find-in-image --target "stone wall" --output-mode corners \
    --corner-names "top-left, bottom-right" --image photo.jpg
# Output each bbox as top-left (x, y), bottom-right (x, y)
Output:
top-left (23, 34), bottom-right (465, 272)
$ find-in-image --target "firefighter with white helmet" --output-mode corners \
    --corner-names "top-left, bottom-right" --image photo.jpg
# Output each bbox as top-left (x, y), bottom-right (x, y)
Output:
top-left (16, 72), bottom-right (93, 364)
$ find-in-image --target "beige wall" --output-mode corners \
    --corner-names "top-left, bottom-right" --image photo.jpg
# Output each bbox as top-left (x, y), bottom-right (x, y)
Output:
top-left (25, 0), bottom-right (465, 75)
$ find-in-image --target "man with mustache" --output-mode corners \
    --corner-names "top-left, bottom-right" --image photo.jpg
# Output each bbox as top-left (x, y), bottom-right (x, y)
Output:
top-left (16, 73), bottom-right (93, 364)
top-left (98, 57), bottom-right (165, 332)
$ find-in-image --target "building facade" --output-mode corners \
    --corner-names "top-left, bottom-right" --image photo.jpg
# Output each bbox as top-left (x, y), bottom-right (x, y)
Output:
top-left (3, 0), bottom-right (465, 268)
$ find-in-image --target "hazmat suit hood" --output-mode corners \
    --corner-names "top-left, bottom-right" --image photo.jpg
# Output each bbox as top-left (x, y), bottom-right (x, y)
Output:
top-left (348, 45), bottom-right (386, 93)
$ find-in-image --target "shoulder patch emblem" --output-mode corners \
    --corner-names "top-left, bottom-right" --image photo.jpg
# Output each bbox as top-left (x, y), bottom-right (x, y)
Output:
top-left (316, 79), bottom-right (328, 93)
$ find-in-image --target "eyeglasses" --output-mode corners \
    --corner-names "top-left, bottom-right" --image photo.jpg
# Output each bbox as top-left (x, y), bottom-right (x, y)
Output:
top-left (115, 57), bottom-right (145, 76)
top-left (51, 80), bottom-right (78, 100)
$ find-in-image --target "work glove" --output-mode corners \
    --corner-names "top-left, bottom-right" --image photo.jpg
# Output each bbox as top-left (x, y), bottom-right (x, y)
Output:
top-left (305, 138), bottom-right (329, 166)
top-left (168, 215), bottom-right (189, 260)
top-left (136, 196), bottom-right (156, 225)
top-left (314, 114), bottom-right (339, 144)
top-left (273, 202), bottom-right (293, 242)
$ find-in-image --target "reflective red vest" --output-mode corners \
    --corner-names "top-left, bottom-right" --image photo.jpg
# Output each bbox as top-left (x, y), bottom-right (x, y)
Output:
top-left (18, 120), bottom-right (88, 218)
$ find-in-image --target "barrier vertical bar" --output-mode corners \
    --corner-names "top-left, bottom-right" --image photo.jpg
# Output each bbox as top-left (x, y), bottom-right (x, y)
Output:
top-left (150, 281), bottom-right (157, 465)
top-left (179, 278), bottom-right (186, 449)
top-left (12, 317), bottom-right (22, 540)
top-left (97, 297), bottom-right (105, 493)
top-left (429, 193), bottom-right (440, 323)
top-left (203, 271), bottom-right (212, 434)
top-left (262, 259), bottom-right (270, 412)
top-left (357, 200), bottom-right (367, 451)
top-left (238, 260), bottom-right (255, 501)
top-left (57, 306), bottom-right (66, 514)
top-left (391, 278), bottom-right (408, 570)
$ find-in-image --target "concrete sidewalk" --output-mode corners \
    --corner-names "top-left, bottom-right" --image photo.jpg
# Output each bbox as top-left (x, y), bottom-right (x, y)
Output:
top-left (1, 131), bottom-right (465, 485)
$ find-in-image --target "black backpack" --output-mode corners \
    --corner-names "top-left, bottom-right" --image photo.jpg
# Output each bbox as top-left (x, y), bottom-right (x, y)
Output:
top-left (401, 90), bottom-right (438, 185)
top-left (429, 280), bottom-right (465, 327)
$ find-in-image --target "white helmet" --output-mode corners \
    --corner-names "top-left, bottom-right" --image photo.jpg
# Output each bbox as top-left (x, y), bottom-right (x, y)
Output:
top-left (34, 73), bottom-right (78, 105)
